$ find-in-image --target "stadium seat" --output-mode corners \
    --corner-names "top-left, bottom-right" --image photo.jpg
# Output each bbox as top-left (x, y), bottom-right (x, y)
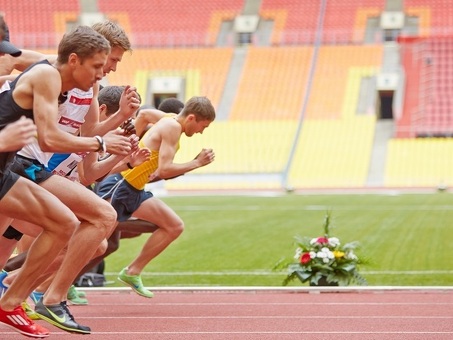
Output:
top-left (98, 0), bottom-right (243, 47)
top-left (2, 0), bottom-right (79, 47)
top-left (305, 45), bottom-right (383, 120)
top-left (106, 48), bottom-right (234, 109)
top-left (229, 46), bottom-right (313, 120)
top-left (385, 138), bottom-right (453, 187)
top-left (288, 116), bottom-right (376, 188)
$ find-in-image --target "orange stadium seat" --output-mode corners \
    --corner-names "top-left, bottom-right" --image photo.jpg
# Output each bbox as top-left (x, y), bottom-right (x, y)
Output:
top-left (106, 48), bottom-right (234, 109)
top-left (305, 45), bottom-right (383, 120)
top-left (405, 0), bottom-right (453, 36)
top-left (323, 0), bottom-right (385, 43)
top-left (98, 0), bottom-right (243, 46)
top-left (260, 0), bottom-right (385, 44)
top-left (260, 0), bottom-right (320, 45)
top-left (1, 0), bottom-right (79, 48)
top-left (229, 46), bottom-right (313, 120)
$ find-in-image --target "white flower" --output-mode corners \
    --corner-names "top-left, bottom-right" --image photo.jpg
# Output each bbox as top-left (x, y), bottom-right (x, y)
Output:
top-left (294, 247), bottom-right (302, 260)
top-left (328, 237), bottom-right (340, 247)
top-left (323, 257), bottom-right (330, 263)
top-left (310, 238), bottom-right (318, 245)
top-left (319, 247), bottom-right (334, 259)
top-left (309, 251), bottom-right (317, 258)
top-left (316, 251), bottom-right (326, 258)
top-left (346, 251), bottom-right (358, 260)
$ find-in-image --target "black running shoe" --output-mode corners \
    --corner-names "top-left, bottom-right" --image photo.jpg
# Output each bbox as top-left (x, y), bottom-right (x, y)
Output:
top-left (35, 299), bottom-right (90, 334)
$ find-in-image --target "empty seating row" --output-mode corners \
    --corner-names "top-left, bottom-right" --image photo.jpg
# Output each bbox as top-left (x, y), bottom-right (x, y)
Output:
top-left (385, 138), bottom-right (453, 187)
top-left (288, 116), bottom-right (376, 188)
top-left (5, 0), bottom-right (453, 48)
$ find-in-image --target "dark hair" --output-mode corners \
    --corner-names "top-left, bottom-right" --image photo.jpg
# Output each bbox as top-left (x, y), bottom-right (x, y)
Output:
top-left (57, 25), bottom-right (111, 64)
top-left (98, 85), bottom-right (125, 116)
top-left (158, 97), bottom-right (184, 114)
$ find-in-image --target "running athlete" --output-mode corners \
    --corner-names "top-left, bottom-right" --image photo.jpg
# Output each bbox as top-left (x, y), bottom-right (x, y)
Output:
top-left (95, 96), bottom-right (215, 298)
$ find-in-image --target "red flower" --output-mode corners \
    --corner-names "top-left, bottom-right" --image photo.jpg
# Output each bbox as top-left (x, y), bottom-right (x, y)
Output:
top-left (316, 237), bottom-right (329, 244)
top-left (300, 252), bottom-right (311, 264)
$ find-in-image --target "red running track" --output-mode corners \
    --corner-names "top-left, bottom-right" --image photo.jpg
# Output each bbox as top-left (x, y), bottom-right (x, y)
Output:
top-left (1, 288), bottom-right (453, 339)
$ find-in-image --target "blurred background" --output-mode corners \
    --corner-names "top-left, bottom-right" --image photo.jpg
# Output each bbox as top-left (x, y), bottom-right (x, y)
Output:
top-left (4, 0), bottom-right (453, 193)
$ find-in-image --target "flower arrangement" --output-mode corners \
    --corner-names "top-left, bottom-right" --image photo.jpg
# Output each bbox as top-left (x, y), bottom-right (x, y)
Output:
top-left (275, 213), bottom-right (367, 286)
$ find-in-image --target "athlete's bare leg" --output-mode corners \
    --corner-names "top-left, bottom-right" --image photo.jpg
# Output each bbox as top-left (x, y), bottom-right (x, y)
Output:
top-left (38, 176), bottom-right (116, 305)
top-left (0, 177), bottom-right (78, 311)
top-left (126, 197), bottom-right (183, 275)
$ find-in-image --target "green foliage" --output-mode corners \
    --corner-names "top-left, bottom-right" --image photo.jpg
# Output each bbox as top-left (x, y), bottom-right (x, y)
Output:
top-left (105, 193), bottom-right (453, 287)
top-left (274, 212), bottom-right (367, 286)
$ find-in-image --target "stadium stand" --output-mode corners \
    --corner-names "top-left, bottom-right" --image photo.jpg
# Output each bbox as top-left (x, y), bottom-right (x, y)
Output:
top-left (4, 0), bottom-right (453, 190)
top-left (385, 138), bottom-right (453, 187)
top-left (259, 0), bottom-right (319, 45)
top-left (305, 45), bottom-right (383, 120)
top-left (106, 47), bottom-right (234, 110)
top-left (1, 0), bottom-right (79, 47)
top-left (322, 0), bottom-right (386, 44)
top-left (228, 46), bottom-right (312, 120)
top-left (166, 120), bottom-right (297, 190)
top-left (288, 116), bottom-right (376, 188)
top-left (405, 0), bottom-right (453, 36)
top-left (415, 37), bottom-right (453, 137)
top-left (97, 0), bottom-right (243, 47)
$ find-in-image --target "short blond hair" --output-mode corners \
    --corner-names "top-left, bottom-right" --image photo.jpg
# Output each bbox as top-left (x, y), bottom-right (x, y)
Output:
top-left (92, 20), bottom-right (131, 52)
top-left (181, 96), bottom-right (216, 122)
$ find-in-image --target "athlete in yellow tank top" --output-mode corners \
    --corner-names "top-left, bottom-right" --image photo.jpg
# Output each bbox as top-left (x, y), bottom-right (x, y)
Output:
top-left (121, 114), bottom-right (178, 190)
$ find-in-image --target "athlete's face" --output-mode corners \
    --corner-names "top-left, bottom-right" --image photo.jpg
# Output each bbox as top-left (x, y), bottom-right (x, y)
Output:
top-left (103, 46), bottom-right (125, 76)
top-left (184, 115), bottom-right (212, 137)
top-left (73, 52), bottom-right (107, 91)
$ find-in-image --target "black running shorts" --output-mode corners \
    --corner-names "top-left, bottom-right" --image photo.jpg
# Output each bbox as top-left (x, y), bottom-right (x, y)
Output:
top-left (95, 174), bottom-right (153, 222)
top-left (9, 155), bottom-right (53, 184)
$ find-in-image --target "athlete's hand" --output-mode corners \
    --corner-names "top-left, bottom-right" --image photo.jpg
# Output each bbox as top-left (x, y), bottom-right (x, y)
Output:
top-left (102, 129), bottom-right (133, 156)
top-left (0, 116), bottom-right (37, 152)
top-left (118, 85), bottom-right (141, 120)
top-left (129, 147), bottom-right (151, 168)
top-left (120, 118), bottom-right (136, 136)
top-left (128, 134), bottom-right (140, 153)
top-left (194, 148), bottom-right (215, 167)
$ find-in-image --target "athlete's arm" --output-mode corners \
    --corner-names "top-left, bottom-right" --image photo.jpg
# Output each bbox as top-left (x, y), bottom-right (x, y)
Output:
top-left (22, 64), bottom-right (129, 156)
top-left (0, 50), bottom-right (54, 75)
top-left (150, 121), bottom-right (203, 180)
top-left (81, 84), bottom-right (140, 137)
top-left (134, 108), bottom-right (167, 138)
top-left (77, 152), bottom-right (125, 186)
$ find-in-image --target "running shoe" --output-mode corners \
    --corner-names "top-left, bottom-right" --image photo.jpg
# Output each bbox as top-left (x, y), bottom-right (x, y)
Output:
top-left (0, 304), bottom-right (49, 338)
top-left (118, 268), bottom-right (154, 298)
top-left (76, 288), bottom-right (86, 298)
top-left (67, 285), bottom-right (88, 305)
top-left (34, 299), bottom-right (90, 334)
top-left (29, 291), bottom-right (44, 305)
top-left (21, 301), bottom-right (41, 320)
top-left (0, 270), bottom-right (8, 298)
